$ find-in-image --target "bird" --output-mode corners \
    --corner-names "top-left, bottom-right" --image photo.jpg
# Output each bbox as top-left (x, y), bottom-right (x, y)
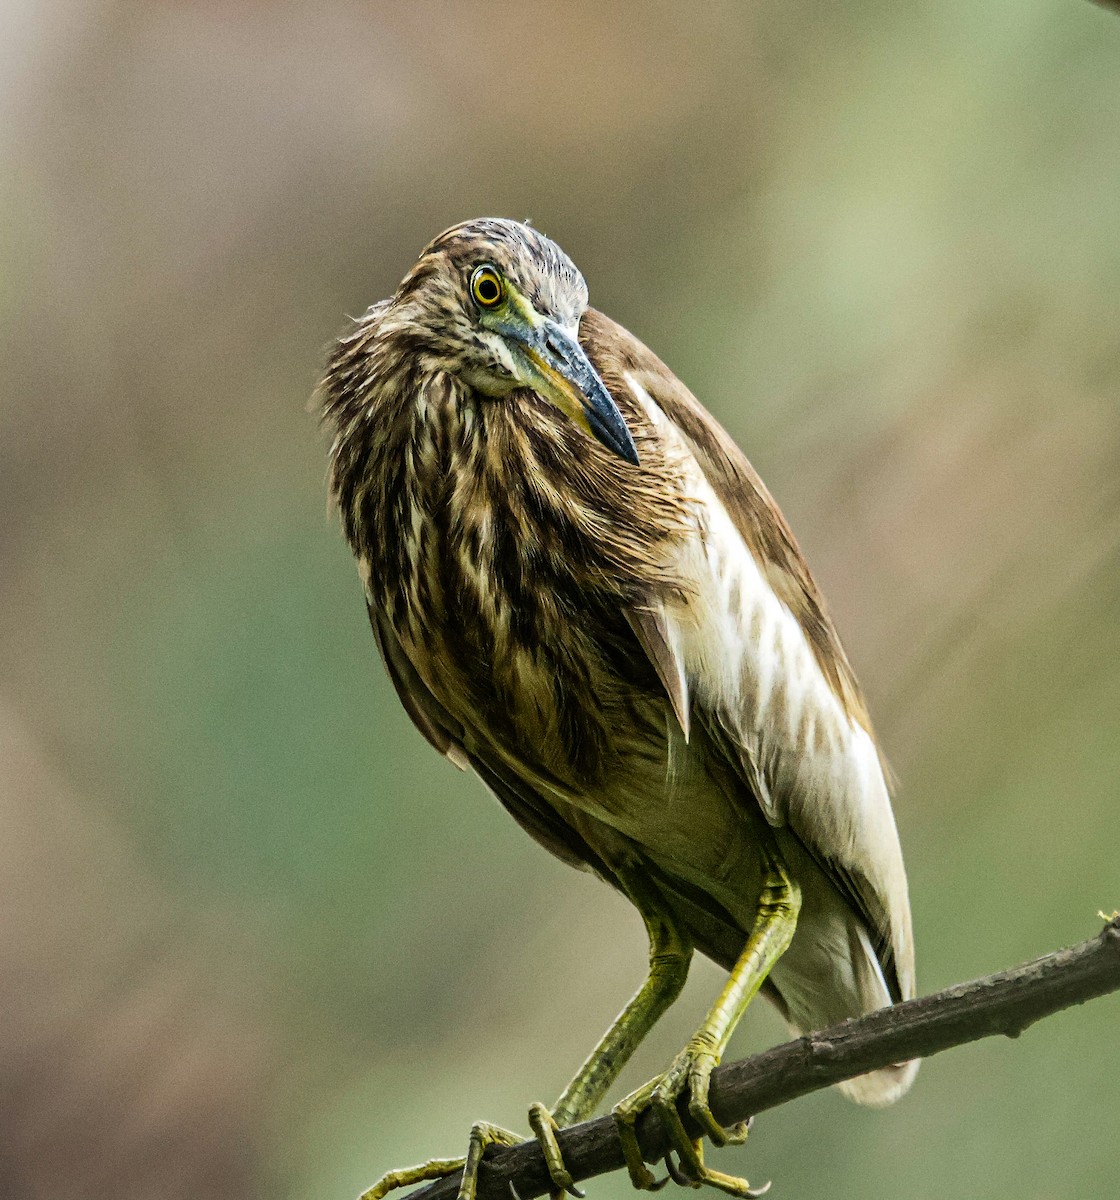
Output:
top-left (319, 217), bottom-right (917, 1200)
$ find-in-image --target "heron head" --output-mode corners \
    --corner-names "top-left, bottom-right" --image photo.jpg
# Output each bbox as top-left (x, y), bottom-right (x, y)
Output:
top-left (390, 218), bottom-right (639, 466)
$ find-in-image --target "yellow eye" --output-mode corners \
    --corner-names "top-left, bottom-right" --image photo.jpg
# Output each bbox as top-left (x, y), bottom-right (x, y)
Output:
top-left (471, 266), bottom-right (504, 309)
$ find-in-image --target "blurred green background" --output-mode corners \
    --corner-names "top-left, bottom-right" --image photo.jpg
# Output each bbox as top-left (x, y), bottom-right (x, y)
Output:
top-left (2, 2), bottom-right (1118, 1198)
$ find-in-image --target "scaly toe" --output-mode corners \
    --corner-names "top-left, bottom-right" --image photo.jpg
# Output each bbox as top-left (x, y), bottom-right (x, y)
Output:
top-left (527, 1103), bottom-right (586, 1199)
top-left (684, 1051), bottom-right (741, 1149)
top-left (612, 1081), bottom-right (668, 1193)
top-left (358, 1156), bottom-right (467, 1200)
top-left (458, 1121), bottom-right (524, 1200)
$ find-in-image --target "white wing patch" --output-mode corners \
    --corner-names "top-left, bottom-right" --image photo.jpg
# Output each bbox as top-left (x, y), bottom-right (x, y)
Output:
top-left (628, 373), bottom-right (856, 819)
top-left (626, 373), bottom-right (914, 1006)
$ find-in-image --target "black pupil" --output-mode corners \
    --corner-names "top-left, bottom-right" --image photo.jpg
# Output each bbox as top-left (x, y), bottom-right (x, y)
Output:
top-left (478, 276), bottom-right (499, 302)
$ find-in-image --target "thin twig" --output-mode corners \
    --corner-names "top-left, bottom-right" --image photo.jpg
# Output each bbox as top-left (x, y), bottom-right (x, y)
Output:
top-left (404, 915), bottom-right (1120, 1200)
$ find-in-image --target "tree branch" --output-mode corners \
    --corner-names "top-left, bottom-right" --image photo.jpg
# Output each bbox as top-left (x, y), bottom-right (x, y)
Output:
top-left (407, 915), bottom-right (1120, 1200)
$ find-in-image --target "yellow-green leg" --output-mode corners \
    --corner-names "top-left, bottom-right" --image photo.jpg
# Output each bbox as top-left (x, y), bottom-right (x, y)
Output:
top-left (529, 868), bottom-right (694, 1195)
top-left (614, 838), bottom-right (801, 1198)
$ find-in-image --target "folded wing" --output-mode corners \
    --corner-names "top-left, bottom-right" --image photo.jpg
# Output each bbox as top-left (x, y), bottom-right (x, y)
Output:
top-left (583, 310), bottom-right (917, 1104)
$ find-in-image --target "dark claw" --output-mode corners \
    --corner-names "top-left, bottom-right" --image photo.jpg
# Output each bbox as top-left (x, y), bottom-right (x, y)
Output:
top-left (566, 1187), bottom-right (586, 1199)
top-left (664, 1154), bottom-right (699, 1189)
top-left (647, 1165), bottom-right (673, 1192)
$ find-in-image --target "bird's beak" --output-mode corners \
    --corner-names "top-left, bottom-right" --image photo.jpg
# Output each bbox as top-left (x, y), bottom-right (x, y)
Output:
top-left (507, 318), bottom-right (640, 466)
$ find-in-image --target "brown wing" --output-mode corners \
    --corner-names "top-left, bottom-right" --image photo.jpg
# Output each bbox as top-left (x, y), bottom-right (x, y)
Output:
top-left (581, 308), bottom-right (874, 735)
top-left (368, 603), bottom-right (469, 768)
top-left (368, 603), bottom-right (607, 876)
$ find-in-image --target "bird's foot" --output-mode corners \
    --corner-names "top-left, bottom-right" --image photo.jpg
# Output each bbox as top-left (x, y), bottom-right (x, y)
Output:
top-left (528, 1103), bottom-right (589, 1200)
top-left (358, 1122), bottom-right (521, 1200)
top-left (612, 1043), bottom-right (767, 1198)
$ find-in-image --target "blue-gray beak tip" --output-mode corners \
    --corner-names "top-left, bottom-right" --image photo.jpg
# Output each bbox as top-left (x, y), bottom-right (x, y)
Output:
top-left (586, 396), bottom-right (640, 466)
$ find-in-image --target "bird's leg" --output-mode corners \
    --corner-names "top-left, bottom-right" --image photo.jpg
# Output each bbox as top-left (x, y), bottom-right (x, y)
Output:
top-left (553, 870), bottom-right (694, 1125)
top-left (613, 837), bottom-right (801, 1198)
top-left (529, 869), bottom-right (693, 1196)
top-left (358, 1122), bottom-right (522, 1200)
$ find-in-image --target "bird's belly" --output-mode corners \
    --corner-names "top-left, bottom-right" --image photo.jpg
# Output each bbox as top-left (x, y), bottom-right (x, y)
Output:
top-left (553, 716), bottom-right (770, 929)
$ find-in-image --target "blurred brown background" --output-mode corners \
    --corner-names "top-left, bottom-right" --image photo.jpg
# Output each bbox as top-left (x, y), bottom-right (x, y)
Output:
top-left (2, 3), bottom-right (1118, 1198)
